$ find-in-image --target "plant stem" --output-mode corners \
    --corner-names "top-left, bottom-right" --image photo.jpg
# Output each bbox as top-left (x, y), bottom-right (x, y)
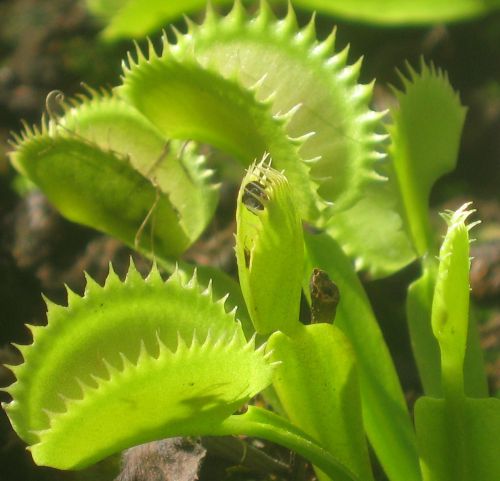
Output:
top-left (442, 359), bottom-right (466, 481)
top-left (201, 436), bottom-right (290, 475)
top-left (212, 406), bottom-right (359, 481)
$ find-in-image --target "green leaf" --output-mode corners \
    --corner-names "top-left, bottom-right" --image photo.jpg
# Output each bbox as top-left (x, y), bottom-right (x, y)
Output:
top-left (10, 133), bottom-right (189, 259)
top-left (304, 231), bottom-right (421, 481)
top-left (432, 204), bottom-right (478, 397)
top-left (120, 1), bottom-right (385, 220)
top-left (235, 160), bottom-right (303, 335)
top-left (406, 262), bottom-right (442, 396)
top-left (407, 215), bottom-right (488, 398)
top-left (388, 60), bottom-right (466, 256)
top-left (58, 92), bottom-right (219, 243)
top-left (294, 0), bottom-right (500, 24)
top-left (86, 0), bottom-right (500, 40)
top-left (268, 324), bottom-right (374, 481)
top-left (9, 93), bottom-right (219, 260)
top-left (412, 204), bottom-right (487, 481)
top-left (3, 263), bottom-right (273, 469)
top-left (326, 177), bottom-right (416, 277)
top-left (216, 406), bottom-right (360, 481)
top-left (415, 398), bottom-right (500, 481)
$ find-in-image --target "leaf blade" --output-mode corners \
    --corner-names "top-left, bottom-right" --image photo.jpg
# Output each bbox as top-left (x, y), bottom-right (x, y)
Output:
top-left (304, 231), bottom-right (421, 481)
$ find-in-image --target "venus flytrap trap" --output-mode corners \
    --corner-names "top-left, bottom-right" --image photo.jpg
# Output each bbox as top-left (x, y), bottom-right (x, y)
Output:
top-left (9, 0), bottom-right (403, 276)
top-left (235, 161), bottom-right (372, 480)
top-left (432, 205), bottom-right (478, 400)
top-left (117, 0), bottom-right (389, 223)
top-left (3, 265), bottom-right (269, 463)
top-left (9, 92), bottom-right (219, 265)
top-left (2, 259), bottom-right (358, 481)
top-left (389, 61), bottom-right (488, 400)
top-left (235, 159), bottom-right (303, 336)
top-left (414, 204), bottom-right (500, 481)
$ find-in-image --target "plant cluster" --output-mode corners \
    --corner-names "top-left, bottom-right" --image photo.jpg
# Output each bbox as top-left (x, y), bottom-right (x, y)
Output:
top-left (2, 2), bottom-right (499, 481)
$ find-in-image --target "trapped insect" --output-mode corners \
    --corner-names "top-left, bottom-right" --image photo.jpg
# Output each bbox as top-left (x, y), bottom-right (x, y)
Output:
top-left (242, 180), bottom-right (269, 215)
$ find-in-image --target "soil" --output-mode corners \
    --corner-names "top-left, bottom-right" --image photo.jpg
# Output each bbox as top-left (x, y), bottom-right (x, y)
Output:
top-left (0, 1), bottom-right (499, 480)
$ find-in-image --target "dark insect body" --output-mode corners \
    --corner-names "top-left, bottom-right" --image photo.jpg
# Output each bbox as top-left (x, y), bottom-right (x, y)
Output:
top-left (309, 268), bottom-right (340, 324)
top-left (242, 181), bottom-right (268, 215)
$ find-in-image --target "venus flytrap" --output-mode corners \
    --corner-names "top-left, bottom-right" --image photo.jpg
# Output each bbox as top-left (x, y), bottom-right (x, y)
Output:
top-left (4, 265), bottom-right (263, 455)
top-left (432, 204), bottom-right (477, 400)
top-left (9, 92), bottom-right (219, 265)
top-left (430, 205), bottom-right (476, 481)
top-left (2, 2), bottom-right (499, 481)
top-left (2, 260), bottom-right (357, 481)
top-left (235, 160), bottom-right (303, 336)
top-left (267, 326), bottom-right (371, 481)
top-left (10, 1), bottom-right (409, 277)
top-left (235, 161), bottom-right (372, 480)
top-left (414, 204), bottom-right (500, 481)
top-left (388, 61), bottom-right (488, 399)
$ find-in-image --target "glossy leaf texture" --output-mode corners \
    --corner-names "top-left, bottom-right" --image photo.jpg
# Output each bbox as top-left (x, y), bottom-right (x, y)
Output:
top-left (304, 231), bottom-right (421, 481)
top-left (9, 92), bottom-right (219, 262)
top-left (2, 262), bottom-right (273, 469)
top-left (86, 0), bottom-right (500, 40)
